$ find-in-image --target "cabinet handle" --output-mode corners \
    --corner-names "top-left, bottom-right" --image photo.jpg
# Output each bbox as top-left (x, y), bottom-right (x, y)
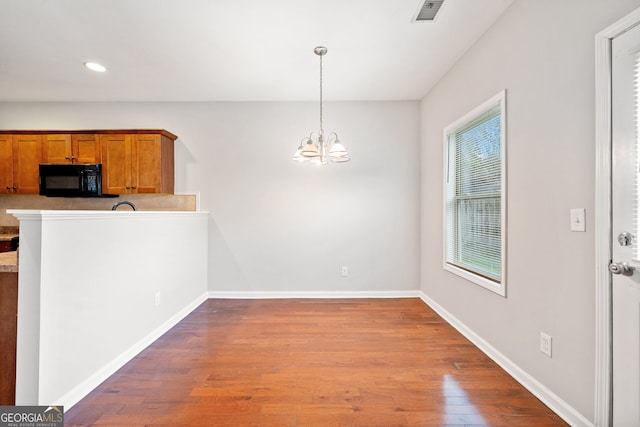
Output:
top-left (12, 186), bottom-right (17, 190)
top-left (5, 186), bottom-right (10, 190)
top-left (125, 186), bottom-right (130, 189)
top-left (131, 186), bottom-right (137, 189)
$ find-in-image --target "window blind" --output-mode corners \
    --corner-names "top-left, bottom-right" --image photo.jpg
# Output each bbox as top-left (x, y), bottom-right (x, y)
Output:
top-left (446, 104), bottom-right (502, 282)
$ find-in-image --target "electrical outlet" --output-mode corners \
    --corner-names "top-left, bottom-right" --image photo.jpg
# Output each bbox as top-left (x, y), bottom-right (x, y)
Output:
top-left (154, 292), bottom-right (162, 307)
top-left (341, 266), bottom-right (348, 277)
top-left (540, 332), bottom-right (552, 357)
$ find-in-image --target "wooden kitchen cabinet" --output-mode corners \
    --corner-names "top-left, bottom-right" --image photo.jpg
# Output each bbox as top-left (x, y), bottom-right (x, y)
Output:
top-left (44, 133), bottom-right (101, 164)
top-left (101, 133), bottom-right (174, 194)
top-left (0, 134), bottom-right (44, 194)
top-left (0, 130), bottom-right (176, 196)
top-left (0, 272), bottom-right (17, 405)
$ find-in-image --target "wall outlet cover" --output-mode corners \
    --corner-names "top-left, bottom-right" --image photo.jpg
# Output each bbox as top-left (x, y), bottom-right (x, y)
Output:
top-left (540, 332), bottom-right (552, 357)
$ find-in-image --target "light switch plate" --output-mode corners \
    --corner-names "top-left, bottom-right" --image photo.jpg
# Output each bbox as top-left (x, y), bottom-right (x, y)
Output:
top-left (570, 208), bottom-right (586, 232)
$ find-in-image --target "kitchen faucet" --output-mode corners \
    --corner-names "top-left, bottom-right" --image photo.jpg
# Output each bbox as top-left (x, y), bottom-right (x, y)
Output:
top-left (112, 201), bottom-right (137, 211)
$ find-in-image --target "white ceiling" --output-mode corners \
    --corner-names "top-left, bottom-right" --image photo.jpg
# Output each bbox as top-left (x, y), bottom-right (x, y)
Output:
top-left (0, 0), bottom-right (513, 102)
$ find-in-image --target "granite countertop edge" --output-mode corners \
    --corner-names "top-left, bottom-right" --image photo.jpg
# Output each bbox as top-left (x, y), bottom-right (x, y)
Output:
top-left (0, 251), bottom-right (18, 273)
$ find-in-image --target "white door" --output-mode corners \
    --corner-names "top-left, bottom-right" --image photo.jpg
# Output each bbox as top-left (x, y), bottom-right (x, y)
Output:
top-left (611, 22), bottom-right (640, 427)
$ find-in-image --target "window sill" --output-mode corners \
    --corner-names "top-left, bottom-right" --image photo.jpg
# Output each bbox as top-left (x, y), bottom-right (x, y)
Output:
top-left (444, 263), bottom-right (506, 297)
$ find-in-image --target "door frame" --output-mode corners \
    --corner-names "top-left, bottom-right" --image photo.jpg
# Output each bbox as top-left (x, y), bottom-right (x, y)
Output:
top-left (595, 7), bottom-right (640, 426)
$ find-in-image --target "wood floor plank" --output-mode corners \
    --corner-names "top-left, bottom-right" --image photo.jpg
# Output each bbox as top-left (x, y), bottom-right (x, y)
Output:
top-left (64, 298), bottom-right (568, 426)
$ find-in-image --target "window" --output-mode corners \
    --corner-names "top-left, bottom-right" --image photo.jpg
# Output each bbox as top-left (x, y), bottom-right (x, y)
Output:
top-left (444, 91), bottom-right (506, 296)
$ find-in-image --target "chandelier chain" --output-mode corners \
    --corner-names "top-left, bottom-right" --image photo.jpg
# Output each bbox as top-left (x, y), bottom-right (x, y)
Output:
top-left (319, 52), bottom-right (323, 133)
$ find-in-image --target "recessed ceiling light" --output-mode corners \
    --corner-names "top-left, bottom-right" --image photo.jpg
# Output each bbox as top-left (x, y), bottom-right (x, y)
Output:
top-left (84, 62), bottom-right (106, 72)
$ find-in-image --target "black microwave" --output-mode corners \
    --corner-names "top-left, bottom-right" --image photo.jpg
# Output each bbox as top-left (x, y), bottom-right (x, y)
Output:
top-left (39, 164), bottom-right (110, 197)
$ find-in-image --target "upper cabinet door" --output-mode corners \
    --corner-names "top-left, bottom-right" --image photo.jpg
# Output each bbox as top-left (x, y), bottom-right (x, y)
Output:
top-left (12, 135), bottom-right (43, 194)
top-left (44, 134), bottom-right (72, 163)
top-left (133, 134), bottom-right (162, 193)
top-left (101, 134), bottom-right (132, 195)
top-left (0, 135), bottom-right (13, 194)
top-left (73, 134), bottom-right (101, 164)
top-left (134, 134), bottom-right (174, 194)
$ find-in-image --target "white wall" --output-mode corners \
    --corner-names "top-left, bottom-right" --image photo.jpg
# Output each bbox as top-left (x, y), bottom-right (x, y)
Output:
top-left (0, 101), bottom-right (421, 294)
top-left (420, 0), bottom-right (640, 422)
top-left (11, 210), bottom-right (208, 408)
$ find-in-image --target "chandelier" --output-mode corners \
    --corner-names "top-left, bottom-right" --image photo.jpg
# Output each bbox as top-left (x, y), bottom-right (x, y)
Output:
top-left (292, 46), bottom-right (350, 165)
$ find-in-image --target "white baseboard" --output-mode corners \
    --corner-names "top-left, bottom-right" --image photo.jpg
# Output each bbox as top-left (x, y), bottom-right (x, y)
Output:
top-left (207, 290), bottom-right (422, 299)
top-left (418, 293), bottom-right (593, 427)
top-left (59, 292), bottom-right (208, 410)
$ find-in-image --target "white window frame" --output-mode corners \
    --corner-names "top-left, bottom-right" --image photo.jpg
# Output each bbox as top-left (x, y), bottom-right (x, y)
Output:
top-left (443, 90), bottom-right (507, 296)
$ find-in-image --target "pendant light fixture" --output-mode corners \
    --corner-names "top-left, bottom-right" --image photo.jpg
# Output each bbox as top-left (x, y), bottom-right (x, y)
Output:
top-left (292, 46), bottom-right (350, 165)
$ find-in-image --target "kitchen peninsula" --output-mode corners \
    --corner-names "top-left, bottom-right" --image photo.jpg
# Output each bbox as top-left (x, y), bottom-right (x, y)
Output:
top-left (7, 209), bottom-right (208, 409)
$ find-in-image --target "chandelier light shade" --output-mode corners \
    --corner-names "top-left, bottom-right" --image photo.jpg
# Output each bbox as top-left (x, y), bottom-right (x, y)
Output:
top-left (292, 46), bottom-right (350, 165)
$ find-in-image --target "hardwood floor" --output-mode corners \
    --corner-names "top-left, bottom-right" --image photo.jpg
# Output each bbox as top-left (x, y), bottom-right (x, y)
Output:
top-left (65, 298), bottom-right (568, 426)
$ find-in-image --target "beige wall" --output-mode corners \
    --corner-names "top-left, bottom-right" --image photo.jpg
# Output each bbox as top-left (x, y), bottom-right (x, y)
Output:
top-left (0, 194), bottom-right (197, 226)
top-left (420, 0), bottom-right (640, 421)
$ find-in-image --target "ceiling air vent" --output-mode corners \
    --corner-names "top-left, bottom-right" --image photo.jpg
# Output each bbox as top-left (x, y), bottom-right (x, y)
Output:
top-left (413, 0), bottom-right (445, 22)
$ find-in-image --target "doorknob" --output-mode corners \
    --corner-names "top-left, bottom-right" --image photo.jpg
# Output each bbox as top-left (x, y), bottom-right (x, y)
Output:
top-left (618, 232), bottom-right (634, 246)
top-left (609, 261), bottom-right (635, 276)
